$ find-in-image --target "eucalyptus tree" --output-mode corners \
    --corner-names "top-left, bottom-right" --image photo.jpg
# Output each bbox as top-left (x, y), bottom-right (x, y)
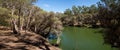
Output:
top-left (62, 8), bottom-right (73, 25)
top-left (0, 0), bottom-right (37, 34)
top-left (97, 0), bottom-right (120, 49)
top-left (89, 4), bottom-right (98, 14)
top-left (72, 5), bottom-right (80, 16)
top-left (27, 10), bottom-right (63, 45)
top-left (0, 0), bottom-right (63, 46)
top-left (47, 12), bottom-right (63, 45)
top-left (71, 6), bottom-right (80, 26)
top-left (81, 6), bottom-right (90, 14)
top-left (62, 5), bottom-right (99, 27)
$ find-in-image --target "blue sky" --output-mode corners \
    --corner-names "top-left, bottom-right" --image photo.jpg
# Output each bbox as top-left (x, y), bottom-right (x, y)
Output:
top-left (35, 0), bottom-right (100, 13)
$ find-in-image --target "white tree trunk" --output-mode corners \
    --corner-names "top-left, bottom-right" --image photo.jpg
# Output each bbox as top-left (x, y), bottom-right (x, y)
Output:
top-left (56, 36), bottom-right (61, 45)
top-left (56, 33), bottom-right (61, 45)
top-left (12, 19), bottom-right (18, 34)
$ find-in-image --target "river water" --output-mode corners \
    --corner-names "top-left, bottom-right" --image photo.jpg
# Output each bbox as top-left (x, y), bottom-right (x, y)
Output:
top-left (60, 27), bottom-right (118, 50)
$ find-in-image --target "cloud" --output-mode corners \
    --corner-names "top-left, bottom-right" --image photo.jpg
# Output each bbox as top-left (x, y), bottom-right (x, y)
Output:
top-left (44, 4), bottom-right (50, 8)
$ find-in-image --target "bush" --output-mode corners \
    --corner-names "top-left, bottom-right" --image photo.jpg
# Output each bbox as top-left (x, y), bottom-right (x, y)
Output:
top-left (0, 7), bottom-right (10, 26)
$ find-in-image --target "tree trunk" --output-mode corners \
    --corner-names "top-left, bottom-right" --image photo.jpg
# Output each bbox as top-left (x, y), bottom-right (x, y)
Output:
top-left (20, 21), bottom-right (23, 31)
top-left (56, 36), bottom-right (61, 45)
top-left (11, 6), bottom-right (18, 34)
top-left (56, 33), bottom-right (61, 46)
top-left (26, 7), bottom-right (33, 30)
top-left (12, 20), bottom-right (18, 34)
top-left (34, 25), bottom-right (37, 33)
top-left (11, 9), bottom-right (15, 16)
top-left (18, 7), bottom-right (21, 33)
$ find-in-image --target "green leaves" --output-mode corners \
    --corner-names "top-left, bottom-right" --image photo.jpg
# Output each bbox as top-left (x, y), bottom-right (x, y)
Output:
top-left (0, 7), bottom-right (10, 26)
top-left (62, 5), bottom-right (98, 27)
top-left (98, 0), bottom-right (120, 48)
top-left (0, 7), bottom-right (9, 15)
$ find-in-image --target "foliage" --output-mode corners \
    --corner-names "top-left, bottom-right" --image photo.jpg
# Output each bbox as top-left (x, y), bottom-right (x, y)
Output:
top-left (98, 0), bottom-right (120, 48)
top-left (0, 0), bottom-right (63, 45)
top-left (61, 5), bottom-right (99, 27)
top-left (0, 7), bottom-right (10, 26)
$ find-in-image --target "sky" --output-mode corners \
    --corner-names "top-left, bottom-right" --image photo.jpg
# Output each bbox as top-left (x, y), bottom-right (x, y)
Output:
top-left (35, 0), bottom-right (100, 13)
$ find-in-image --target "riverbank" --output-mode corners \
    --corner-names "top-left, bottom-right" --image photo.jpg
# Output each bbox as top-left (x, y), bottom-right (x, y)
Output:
top-left (0, 26), bottom-right (61, 50)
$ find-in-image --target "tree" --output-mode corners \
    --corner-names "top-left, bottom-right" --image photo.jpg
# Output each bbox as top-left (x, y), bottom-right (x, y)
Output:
top-left (61, 5), bottom-right (99, 27)
top-left (0, 0), bottom-right (63, 47)
top-left (89, 4), bottom-right (98, 14)
top-left (0, 0), bottom-right (37, 34)
top-left (62, 9), bottom-right (73, 25)
top-left (97, 0), bottom-right (120, 49)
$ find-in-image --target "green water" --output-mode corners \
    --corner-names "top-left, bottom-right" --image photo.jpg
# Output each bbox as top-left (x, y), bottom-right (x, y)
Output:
top-left (60, 27), bottom-right (118, 50)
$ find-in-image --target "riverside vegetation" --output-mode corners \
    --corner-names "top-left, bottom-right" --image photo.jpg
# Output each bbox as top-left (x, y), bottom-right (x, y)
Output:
top-left (0, 0), bottom-right (120, 50)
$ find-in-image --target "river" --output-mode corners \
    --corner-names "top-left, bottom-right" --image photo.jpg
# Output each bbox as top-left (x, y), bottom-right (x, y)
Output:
top-left (60, 27), bottom-right (118, 50)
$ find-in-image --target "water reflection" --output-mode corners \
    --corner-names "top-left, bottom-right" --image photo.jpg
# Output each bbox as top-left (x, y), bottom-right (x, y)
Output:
top-left (60, 27), bottom-right (118, 50)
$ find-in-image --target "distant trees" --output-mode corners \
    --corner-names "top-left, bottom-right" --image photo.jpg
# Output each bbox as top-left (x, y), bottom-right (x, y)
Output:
top-left (61, 5), bottom-right (99, 27)
top-left (97, 0), bottom-right (120, 48)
